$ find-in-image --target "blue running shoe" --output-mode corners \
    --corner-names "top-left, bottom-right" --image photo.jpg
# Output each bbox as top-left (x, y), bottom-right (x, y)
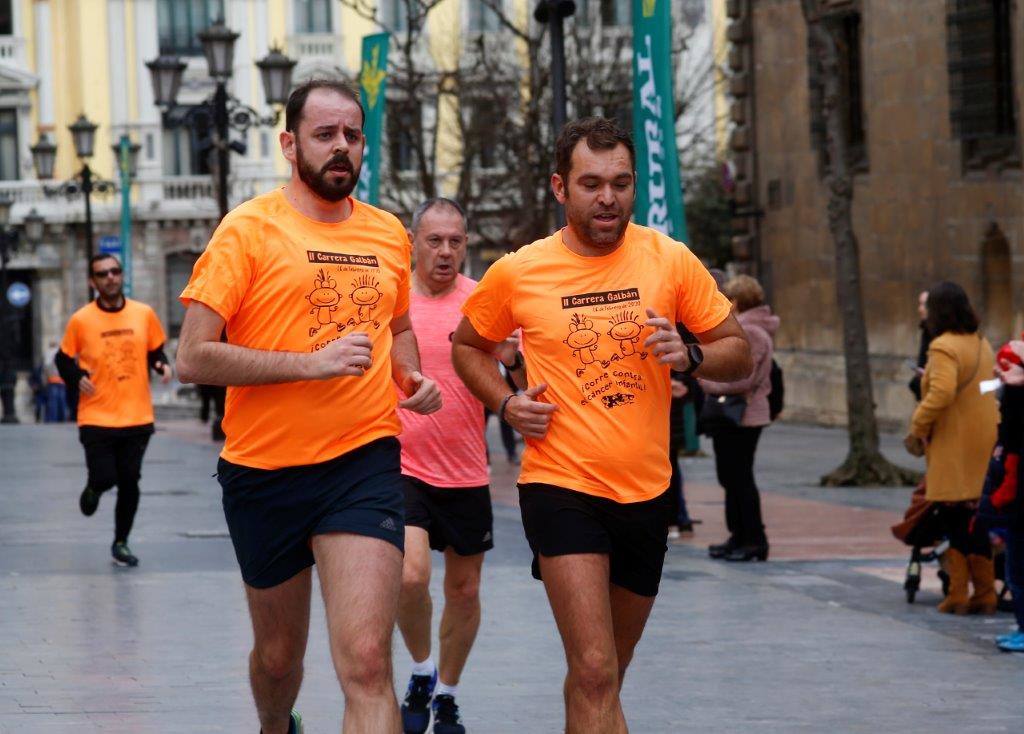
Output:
top-left (401, 670), bottom-right (437, 734)
top-left (432, 694), bottom-right (465, 734)
top-left (996, 629), bottom-right (1022, 645)
top-left (997, 631), bottom-right (1024, 653)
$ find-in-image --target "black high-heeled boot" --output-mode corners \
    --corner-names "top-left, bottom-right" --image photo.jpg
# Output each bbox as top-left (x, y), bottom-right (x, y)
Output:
top-left (708, 537), bottom-right (738, 559)
top-left (723, 543), bottom-right (769, 562)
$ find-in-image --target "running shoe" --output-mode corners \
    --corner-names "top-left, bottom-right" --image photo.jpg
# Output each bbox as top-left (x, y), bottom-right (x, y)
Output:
top-left (79, 486), bottom-right (100, 516)
top-left (111, 542), bottom-right (139, 567)
top-left (401, 670), bottom-right (437, 733)
top-left (259, 710), bottom-right (302, 734)
top-left (996, 629), bottom-right (1022, 644)
top-left (431, 694), bottom-right (465, 734)
top-left (997, 630), bottom-right (1024, 653)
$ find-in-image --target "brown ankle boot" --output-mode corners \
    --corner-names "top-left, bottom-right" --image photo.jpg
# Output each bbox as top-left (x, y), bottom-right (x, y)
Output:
top-left (937, 549), bottom-right (970, 614)
top-left (967, 553), bottom-right (998, 614)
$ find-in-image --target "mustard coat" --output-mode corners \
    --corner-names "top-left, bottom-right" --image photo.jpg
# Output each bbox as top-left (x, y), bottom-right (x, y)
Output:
top-left (910, 332), bottom-right (998, 502)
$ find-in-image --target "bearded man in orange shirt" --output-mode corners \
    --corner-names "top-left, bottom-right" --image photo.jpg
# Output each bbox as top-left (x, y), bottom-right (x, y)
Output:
top-left (176, 80), bottom-right (441, 734)
top-left (452, 117), bottom-right (752, 733)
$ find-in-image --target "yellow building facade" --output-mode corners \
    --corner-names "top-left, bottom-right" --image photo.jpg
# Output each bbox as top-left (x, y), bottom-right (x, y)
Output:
top-left (1, 0), bottom-right (725, 419)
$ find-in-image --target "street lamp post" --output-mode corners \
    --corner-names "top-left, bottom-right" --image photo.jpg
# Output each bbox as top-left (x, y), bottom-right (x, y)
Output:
top-left (534, 0), bottom-right (576, 228)
top-left (30, 118), bottom-right (134, 297)
top-left (147, 21), bottom-right (296, 223)
top-left (0, 202), bottom-right (44, 424)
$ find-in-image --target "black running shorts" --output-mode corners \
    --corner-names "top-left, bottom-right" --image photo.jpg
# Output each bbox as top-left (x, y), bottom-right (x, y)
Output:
top-left (518, 482), bottom-right (671, 597)
top-left (218, 437), bottom-right (405, 589)
top-left (404, 477), bottom-right (494, 556)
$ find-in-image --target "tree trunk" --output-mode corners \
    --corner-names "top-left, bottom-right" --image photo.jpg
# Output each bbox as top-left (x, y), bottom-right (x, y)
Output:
top-left (801, 2), bottom-right (918, 486)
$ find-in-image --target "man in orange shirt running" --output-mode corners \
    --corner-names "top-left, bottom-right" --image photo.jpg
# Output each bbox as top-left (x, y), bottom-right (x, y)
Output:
top-left (55, 254), bottom-right (172, 567)
top-left (176, 80), bottom-right (441, 734)
top-left (453, 117), bottom-right (752, 733)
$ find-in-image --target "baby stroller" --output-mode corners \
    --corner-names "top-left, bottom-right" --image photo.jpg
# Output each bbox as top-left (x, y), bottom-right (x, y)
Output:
top-left (894, 487), bottom-right (1011, 606)
top-left (903, 539), bottom-right (949, 604)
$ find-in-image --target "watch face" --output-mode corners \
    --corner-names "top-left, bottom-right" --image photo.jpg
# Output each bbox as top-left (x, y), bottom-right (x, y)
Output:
top-left (687, 344), bottom-right (704, 371)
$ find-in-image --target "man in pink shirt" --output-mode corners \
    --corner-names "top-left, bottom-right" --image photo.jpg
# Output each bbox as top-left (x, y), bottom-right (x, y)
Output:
top-left (396, 198), bottom-right (523, 734)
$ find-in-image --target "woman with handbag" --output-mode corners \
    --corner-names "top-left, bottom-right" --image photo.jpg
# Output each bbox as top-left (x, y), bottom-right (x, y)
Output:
top-left (904, 281), bottom-right (998, 614)
top-left (699, 275), bottom-right (779, 562)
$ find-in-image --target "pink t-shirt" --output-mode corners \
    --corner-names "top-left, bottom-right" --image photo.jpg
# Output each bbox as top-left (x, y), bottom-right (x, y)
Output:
top-left (398, 274), bottom-right (489, 487)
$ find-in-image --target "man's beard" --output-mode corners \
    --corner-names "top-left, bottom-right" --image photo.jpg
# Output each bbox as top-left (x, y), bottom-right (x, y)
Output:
top-left (566, 200), bottom-right (632, 249)
top-left (296, 141), bottom-right (360, 202)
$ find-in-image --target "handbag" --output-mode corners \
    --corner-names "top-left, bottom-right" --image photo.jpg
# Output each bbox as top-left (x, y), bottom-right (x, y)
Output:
top-left (891, 483), bottom-right (944, 547)
top-left (697, 393), bottom-right (746, 435)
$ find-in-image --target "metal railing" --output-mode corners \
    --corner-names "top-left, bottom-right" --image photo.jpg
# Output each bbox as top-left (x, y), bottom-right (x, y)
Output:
top-left (288, 33), bottom-right (344, 60)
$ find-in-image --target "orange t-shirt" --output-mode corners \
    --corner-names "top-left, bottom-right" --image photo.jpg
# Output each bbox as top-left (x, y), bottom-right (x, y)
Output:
top-left (462, 223), bottom-right (731, 503)
top-left (59, 299), bottom-right (166, 428)
top-left (180, 189), bottom-right (411, 470)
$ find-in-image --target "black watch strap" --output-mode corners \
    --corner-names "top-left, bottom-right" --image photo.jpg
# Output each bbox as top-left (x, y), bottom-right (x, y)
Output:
top-left (681, 343), bottom-right (703, 376)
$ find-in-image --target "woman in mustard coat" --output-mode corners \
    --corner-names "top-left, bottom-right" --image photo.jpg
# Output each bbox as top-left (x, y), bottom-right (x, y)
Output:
top-left (905, 282), bottom-right (999, 614)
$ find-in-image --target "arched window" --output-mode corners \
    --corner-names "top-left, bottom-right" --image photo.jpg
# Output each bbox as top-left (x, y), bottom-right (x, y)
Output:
top-left (981, 222), bottom-right (1013, 344)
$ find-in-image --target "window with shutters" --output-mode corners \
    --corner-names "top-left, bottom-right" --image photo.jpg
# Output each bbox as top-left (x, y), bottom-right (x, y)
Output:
top-left (158, 0), bottom-right (225, 56)
top-left (388, 104), bottom-right (418, 173)
top-left (807, 12), bottom-right (868, 175)
top-left (947, 0), bottom-right (1020, 171)
top-left (0, 109), bottom-right (18, 181)
top-left (295, 0), bottom-right (332, 34)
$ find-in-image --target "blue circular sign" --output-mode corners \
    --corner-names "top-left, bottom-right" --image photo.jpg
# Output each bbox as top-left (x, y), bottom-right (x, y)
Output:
top-left (6, 281), bottom-right (30, 308)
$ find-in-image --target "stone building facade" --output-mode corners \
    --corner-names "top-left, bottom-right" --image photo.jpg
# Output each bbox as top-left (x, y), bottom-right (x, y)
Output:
top-left (725, 0), bottom-right (1023, 427)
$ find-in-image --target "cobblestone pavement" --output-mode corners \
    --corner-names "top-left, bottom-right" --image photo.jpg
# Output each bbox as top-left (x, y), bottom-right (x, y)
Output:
top-left (1, 420), bottom-right (1022, 733)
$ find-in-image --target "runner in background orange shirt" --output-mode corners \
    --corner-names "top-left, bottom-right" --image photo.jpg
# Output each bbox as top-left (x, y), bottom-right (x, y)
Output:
top-left (453, 118), bottom-right (752, 734)
top-left (55, 254), bottom-right (172, 568)
top-left (176, 80), bottom-right (441, 734)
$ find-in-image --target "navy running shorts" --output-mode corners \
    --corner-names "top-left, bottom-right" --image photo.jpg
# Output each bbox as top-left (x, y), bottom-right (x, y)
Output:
top-left (218, 437), bottom-right (405, 589)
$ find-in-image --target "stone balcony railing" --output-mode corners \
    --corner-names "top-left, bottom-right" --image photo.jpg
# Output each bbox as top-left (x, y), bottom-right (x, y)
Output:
top-left (288, 33), bottom-right (344, 60)
top-left (0, 35), bottom-right (26, 65)
top-left (0, 172), bottom-right (287, 221)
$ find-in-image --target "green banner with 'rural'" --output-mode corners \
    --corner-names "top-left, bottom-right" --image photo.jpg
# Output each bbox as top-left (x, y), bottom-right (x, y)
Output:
top-left (356, 33), bottom-right (389, 205)
top-left (631, 0), bottom-right (687, 241)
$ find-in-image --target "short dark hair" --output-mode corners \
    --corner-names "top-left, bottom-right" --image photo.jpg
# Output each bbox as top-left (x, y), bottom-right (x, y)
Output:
top-left (89, 253), bottom-right (120, 275)
top-left (554, 117), bottom-right (636, 183)
top-left (411, 198), bottom-right (467, 234)
top-left (285, 79), bottom-right (365, 133)
top-left (925, 281), bottom-right (979, 336)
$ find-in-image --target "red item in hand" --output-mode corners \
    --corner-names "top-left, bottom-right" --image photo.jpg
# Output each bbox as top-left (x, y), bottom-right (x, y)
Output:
top-left (997, 335), bottom-right (1024, 369)
top-left (993, 453), bottom-right (1019, 510)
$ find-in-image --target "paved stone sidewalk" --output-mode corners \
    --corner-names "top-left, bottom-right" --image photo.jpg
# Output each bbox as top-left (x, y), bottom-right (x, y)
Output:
top-left (1, 421), bottom-right (1022, 733)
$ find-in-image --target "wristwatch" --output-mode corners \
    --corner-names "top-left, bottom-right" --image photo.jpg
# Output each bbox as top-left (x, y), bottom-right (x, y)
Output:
top-left (503, 351), bottom-right (524, 371)
top-left (681, 343), bottom-right (703, 376)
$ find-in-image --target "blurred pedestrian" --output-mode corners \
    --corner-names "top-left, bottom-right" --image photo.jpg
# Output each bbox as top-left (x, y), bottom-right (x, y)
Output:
top-left (700, 274), bottom-right (779, 562)
top-left (667, 326), bottom-right (703, 538)
top-left (28, 362), bottom-right (44, 422)
top-left (54, 254), bottom-right (172, 568)
top-left (909, 290), bottom-right (930, 401)
top-left (984, 340), bottom-right (1024, 650)
top-left (904, 281), bottom-right (998, 614)
top-left (41, 341), bottom-right (67, 423)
